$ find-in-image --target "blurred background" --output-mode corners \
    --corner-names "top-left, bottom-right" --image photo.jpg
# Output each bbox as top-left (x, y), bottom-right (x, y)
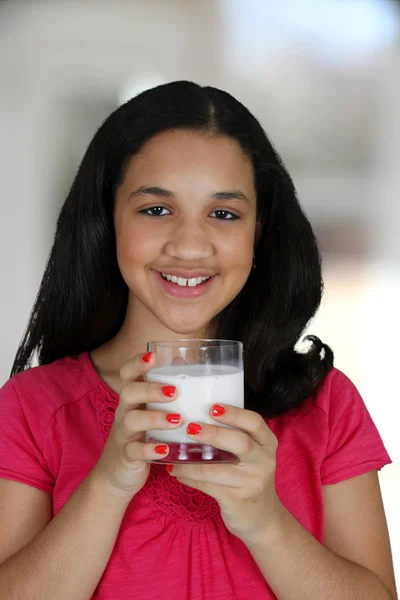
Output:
top-left (0, 0), bottom-right (399, 579)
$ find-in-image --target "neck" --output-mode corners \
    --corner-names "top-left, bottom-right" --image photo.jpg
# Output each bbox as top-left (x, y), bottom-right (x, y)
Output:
top-left (90, 294), bottom-right (210, 383)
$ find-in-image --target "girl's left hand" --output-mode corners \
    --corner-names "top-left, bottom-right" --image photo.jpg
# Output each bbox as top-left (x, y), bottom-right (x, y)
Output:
top-left (167, 404), bottom-right (283, 545)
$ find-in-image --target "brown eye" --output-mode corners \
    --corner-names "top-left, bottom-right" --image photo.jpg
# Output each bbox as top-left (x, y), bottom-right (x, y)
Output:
top-left (140, 206), bottom-right (171, 217)
top-left (210, 210), bottom-right (239, 220)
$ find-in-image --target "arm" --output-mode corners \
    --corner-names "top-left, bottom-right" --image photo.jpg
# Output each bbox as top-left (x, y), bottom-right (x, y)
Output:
top-left (0, 351), bottom-right (181, 600)
top-left (166, 389), bottom-right (396, 599)
top-left (245, 472), bottom-right (397, 600)
top-left (0, 471), bottom-right (131, 600)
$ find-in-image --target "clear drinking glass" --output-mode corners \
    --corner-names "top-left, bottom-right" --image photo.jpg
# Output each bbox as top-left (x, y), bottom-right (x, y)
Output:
top-left (145, 339), bottom-right (244, 464)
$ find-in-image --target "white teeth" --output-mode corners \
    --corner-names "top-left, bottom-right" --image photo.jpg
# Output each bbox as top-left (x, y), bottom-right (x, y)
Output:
top-left (160, 273), bottom-right (211, 287)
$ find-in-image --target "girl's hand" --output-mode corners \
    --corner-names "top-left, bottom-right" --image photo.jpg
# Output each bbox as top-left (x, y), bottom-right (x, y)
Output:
top-left (167, 405), bottom-right (282, 545)
top-left (93, 352), bottom-right (181, 500)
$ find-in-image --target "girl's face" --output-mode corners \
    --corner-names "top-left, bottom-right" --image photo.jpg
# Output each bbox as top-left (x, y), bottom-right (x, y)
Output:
top-left (114, 129), bottom-right (258, 336)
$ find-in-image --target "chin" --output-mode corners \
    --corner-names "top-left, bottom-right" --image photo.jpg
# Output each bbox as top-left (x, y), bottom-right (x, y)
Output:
top-left (158, 312), bottom-right (215, 338)
top-left (164, 321), bottom-right (207, 337)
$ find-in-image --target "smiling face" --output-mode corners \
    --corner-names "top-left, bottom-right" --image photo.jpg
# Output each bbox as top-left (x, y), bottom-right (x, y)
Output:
top-left (113, 129), bottom-right (258, 337)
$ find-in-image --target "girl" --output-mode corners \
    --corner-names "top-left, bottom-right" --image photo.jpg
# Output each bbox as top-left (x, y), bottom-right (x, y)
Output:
top-left (0, 81), bottom-right (397, 600)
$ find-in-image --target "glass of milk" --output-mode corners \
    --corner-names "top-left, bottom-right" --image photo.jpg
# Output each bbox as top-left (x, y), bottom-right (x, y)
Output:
top-left (145, 339), bottom-right (244, 464)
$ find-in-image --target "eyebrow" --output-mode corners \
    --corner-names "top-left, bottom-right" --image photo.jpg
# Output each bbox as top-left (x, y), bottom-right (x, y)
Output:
top-left (129, 186), bottom-right (249, 203)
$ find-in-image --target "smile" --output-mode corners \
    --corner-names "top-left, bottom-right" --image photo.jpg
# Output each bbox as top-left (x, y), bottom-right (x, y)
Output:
top-left (153, 270), bottom-right (216, 299)
top-left (160, 273), bottom-right (211, 287)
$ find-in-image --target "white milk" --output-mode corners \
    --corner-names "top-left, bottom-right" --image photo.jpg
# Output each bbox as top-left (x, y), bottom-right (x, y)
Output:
top-left (146, 364), bottom-right (244, 444)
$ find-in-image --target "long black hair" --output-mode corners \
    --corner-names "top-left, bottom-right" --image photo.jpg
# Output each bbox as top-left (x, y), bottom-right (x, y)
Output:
top-left (11, 80), bottom-right (333, 418)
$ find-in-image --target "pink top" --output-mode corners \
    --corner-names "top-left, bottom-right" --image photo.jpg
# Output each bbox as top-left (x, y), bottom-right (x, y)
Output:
top-left (0, 352), bottom-right (392, 599)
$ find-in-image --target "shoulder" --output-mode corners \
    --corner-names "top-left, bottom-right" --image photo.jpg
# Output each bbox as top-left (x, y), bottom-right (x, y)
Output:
top-left (0, 353), bottom-right (99, 428)
top-left (313, 367), bottom-right (366, 420)
top-left (273, 367), bottom-right (391, 485)
top-left (272, 368), bottom-right (360, 424)
top-left (273, 367), bottom-right (370, 441)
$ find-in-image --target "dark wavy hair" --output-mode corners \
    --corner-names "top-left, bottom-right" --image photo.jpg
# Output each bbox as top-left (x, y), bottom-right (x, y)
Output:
top-left (11, 80), bottom-right (333, 418)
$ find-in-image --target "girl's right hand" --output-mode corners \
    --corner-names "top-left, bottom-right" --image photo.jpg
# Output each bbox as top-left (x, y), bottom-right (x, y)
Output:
top-left (92, 351), bottom-right (180, 500)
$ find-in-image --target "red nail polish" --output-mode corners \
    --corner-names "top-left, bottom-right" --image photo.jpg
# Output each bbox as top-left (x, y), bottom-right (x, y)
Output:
top-left (187, 422), bottom-right (202, 435)
top-left (154, 445), bottom-right (168, 455)
top-left (166, 464), bottom-right (173, 473)
top-left (142, 351), bottom-right (152, 363)
top-left (212, 404), bottom-right (225, 417)
top-left (162, 385), bottom-right (176, 398)
top-left (166, 413), bottom-right (180, 424)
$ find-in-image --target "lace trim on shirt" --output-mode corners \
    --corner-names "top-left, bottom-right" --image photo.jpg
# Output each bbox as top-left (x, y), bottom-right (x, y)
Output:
top-left (97, 388), bottom-right (118, 439)
top-left (96, 387), bottom-right (220, 523)
top-left (143, 464), bottom-right (220, 523)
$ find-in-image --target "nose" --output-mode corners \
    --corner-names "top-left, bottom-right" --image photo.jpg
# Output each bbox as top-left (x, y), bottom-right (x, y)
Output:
top-left (162, 217), bottom-right (214, 262)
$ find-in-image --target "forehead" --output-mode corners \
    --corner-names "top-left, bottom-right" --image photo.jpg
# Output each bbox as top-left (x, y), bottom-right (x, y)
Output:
top-left (121, 129), bottom-right (255, 188)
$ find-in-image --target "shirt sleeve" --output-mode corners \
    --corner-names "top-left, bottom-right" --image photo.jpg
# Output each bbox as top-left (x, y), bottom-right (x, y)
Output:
top-left (0, 377), bottom-right (54, 494)
top-left (320, 370), bottom-right (392, 485)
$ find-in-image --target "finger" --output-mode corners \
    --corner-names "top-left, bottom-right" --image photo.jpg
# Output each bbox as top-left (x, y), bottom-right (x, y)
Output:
top-left (121, 409), bottom-right (182, 436)
top-left (209, 404), bottom-right (277, 450)
top-left (125, 440), bottom-right (171, 463)
top-left (168, 462), bottom-right (243, 487)
top-left (185, 422), bottom-right (259, 463)
top-left (119, 351), bottom-right (156, 386)
top-left (119, 380), bottom-right (177, 411)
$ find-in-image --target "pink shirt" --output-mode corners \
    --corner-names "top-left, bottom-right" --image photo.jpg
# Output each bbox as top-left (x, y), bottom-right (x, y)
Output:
top-left (0, 352), bottom-right (392, 599)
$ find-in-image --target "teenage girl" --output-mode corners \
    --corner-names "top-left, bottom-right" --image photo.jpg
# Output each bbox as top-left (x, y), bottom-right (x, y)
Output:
top-left (0, 81), bottom-right (396, 600)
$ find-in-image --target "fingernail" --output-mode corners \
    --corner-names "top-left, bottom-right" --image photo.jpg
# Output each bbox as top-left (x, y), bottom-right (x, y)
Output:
top-left (212, 404), bottom-right (225, 417)
top-left (166, 464), bottom-right (173, 473)
top-left (187, 422), bottom-right (202, 435)
top-left (161, 385), bottom-right (176, 398)
top-left (154, 445), bottom-right (169, 455)
top-left (142, 351), bottom-right (152, 363)
top-left (166, 413), bottom-right (181, 424)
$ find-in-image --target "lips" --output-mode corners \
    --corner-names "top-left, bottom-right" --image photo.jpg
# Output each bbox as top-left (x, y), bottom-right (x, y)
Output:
top-left (157, 269), bottom-right (216, 279)
top-left (160, 273), bottom-right (211, 287)
top-left (153, 270), bottom-right (216, 299)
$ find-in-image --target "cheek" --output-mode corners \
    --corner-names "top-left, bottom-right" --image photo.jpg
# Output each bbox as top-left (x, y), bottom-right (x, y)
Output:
top-left (115, 224), bottom-right (157, 276)
top-left (222, 236), bottom-right (253, 270)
